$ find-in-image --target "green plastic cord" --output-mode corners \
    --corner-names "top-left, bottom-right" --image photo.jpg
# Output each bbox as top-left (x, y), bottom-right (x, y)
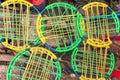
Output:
top-left (71, 43), bottom-right (115, 79)
top-left (6, 47), bottom-right (62, 80)
top-left (0, 0), bottom-right (40, 51)
top-left (36, 2), bottom-right (84, 52)
top-left (81, 2), bottom-right (119, 47)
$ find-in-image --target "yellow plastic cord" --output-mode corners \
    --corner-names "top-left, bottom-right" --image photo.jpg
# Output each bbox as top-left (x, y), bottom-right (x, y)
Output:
top-left (80, 41), bottom-right (109, 80)
top-left (36, 14), bottom-right (46, 43)
top-left (82, 2), bottom-right (113, 47)
top-left (22, 47), bottom-right (57, 80)
top-left (36, 2), bottom-right (83, 52)
top-left (80, 75), bottom-right (105, 80)
top-left (1, 0), bottom-right (33, 7)
top-left (1, 0), bottom-right (35, 51)
top-left (86, 38), bottom-right (112, 47)
top-left (82, 2), bottom-right (108, 10)
top-left (36, 14), bottom-right (80, 43)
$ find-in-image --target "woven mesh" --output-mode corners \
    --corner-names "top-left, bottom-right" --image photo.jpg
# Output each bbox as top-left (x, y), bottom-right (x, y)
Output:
top-left (0, 0), bottom-right (39, 51)
top-left (6, 47), bottom-right (61, 80)
top-left (71, 42), bottom-right (115, 80)
top-left (36, 2), bottom-right (84, 52)
top-left (81, 2), bottom-right (119, 47)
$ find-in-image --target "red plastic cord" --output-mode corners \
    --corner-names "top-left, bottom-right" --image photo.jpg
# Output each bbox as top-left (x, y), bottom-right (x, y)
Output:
top-left (105, 69), bottom-right (120, 78)
top-left (103, 35), bottom-right (120, 41)
top-left (111, 70), bottom-right (120, 78)
top-left (97, 67), bottom-right (120, 78)
top-left (28, 0), bottom-right (44, 6)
